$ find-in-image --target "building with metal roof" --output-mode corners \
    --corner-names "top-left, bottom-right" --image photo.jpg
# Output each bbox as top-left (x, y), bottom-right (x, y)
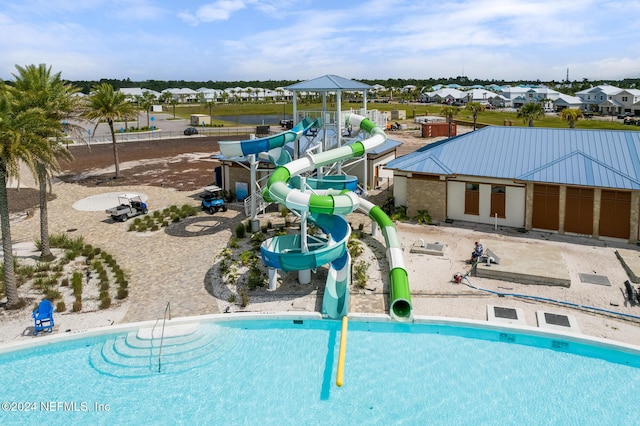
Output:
top-left (385, 126), bottom-right (640, 242)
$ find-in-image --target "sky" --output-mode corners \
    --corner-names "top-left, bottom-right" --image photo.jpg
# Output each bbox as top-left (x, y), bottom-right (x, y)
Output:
top-left (1, 0), bottom-right (639, 83)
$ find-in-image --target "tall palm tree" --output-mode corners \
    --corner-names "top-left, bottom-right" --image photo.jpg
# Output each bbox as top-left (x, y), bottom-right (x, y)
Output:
top-left (11, 64), bottom-right (79, 260)
top-left (82, 83), bottom-right (137, 178)
top-left (440, 105), bottom-right (460, 137)
top-left (559, 108), bottom-right (583, 128)
top-left (0, 86), bottom-right (54, 308)
top-left (136, 92), bottom-right (154, 128)
top-left (465, 101), bottom-right (485, 130)
top-left (517, 102), bottom-right (544, 127)
top-left (206, 101), bottom-right (214, 125)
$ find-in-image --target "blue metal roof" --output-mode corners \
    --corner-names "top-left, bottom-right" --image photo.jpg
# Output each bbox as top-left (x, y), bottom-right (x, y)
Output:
top-left (286, 75), bottom-right (372, 91)
top-left (385, 127), bottom-right (640, 190)
top-left (368, 138), bottom-right (402, 155)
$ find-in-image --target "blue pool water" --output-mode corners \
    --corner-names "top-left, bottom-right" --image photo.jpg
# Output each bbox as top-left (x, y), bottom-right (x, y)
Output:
top-left (1, 318), bottom-right (639, 424)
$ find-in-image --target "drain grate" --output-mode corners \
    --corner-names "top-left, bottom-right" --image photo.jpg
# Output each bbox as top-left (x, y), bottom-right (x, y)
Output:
top-left (544, 312), bottom-right (571, 327)
top-left (425, 243), bottom-right (444, 251)
top-left (494, 306), bottom-right (518, 320)
top-left (578, 273), bottom-right (611, 286)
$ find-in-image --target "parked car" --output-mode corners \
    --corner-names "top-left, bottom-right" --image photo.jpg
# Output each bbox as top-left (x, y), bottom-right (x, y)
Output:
top-left (184, 127), bottom-right (198, 136)
top-left (617, 112), bottom-right (633, 119)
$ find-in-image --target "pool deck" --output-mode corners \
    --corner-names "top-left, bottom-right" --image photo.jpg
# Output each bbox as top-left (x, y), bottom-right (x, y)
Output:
top-left (472, 240), bottom-right (570, 287)
top-left (5, 182), bottom-right (640, 347)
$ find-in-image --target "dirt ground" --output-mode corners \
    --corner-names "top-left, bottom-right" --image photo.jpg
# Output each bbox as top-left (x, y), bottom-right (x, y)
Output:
top-left (10, 135), bottom-right (242, 214)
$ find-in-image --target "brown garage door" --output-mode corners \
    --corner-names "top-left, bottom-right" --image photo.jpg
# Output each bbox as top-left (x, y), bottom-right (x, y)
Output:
top-left (599, 190), bottom-right (631, 239)
top-left (532, 184), bottom-right (559, 230)
top-left (565, 187), bottom-right (594, 235)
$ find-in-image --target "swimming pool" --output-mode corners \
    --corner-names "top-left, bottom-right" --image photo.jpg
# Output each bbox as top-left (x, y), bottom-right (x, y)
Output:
top-left (1, 313), bottom-right (639, 424)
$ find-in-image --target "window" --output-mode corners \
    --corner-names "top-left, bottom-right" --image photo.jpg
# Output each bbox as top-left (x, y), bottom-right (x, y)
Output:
top-left (490, 185), bottom-right (506, 218)
top-left (464, 183), bottom-right (479, 215)
top-left (622, 96), bottom-right (628, 102)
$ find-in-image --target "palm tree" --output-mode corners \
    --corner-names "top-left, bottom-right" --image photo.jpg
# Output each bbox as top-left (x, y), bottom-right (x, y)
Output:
top-left (465, 101), bottom-right (485, 130)
top-left (206, 101), bottom-right (214, 125)
top-left (136, 92), bottom-right (155, 128)
top-left (517, 102), bottom-right (544, 127)
top-left (82, 83), bottom-right (137, 178)
top-left (11, 64), bottom-right (79, 260)
top-left (440, 105), bottom-right (460, 137)
top-left (559, 108), bottom-right (584, 128)
top-left (0, 86), bottom-right (54, 308)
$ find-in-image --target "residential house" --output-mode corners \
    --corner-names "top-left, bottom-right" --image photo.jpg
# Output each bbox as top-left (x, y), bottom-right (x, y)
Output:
top-left (575, 85), bottom-right (621, 113)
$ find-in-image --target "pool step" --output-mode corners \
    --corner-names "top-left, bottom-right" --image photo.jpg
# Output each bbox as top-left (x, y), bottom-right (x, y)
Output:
top-left (89, 323), bottom-right (221, 377)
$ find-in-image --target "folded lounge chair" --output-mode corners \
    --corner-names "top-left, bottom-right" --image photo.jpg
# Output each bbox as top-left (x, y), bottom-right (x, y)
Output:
top-left (624, 280), bottom-right (638, 306)
top-left (32, 299), bottom-right (54, 335)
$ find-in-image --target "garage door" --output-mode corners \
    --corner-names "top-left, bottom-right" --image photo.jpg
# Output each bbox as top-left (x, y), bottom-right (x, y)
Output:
top-left (565, 187), bottom-right (593, 235)
top-left (599, 190), bottom-right (630, 239)
top-left (532, 184), bottom-right (559, 230)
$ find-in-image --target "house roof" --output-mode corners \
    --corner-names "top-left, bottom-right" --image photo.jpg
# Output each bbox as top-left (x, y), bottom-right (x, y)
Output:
top-left (368, 138), bottom-right (402, 155)
top-left (285, 75), bottom-right (371, 91)
top-left (385, 127), bottom-right (640, 190)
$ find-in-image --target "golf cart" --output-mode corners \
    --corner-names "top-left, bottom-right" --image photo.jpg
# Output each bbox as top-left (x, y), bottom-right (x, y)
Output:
top-left (200, 185), bottom-right (227, 214)
top-left (106, 194), bottom-right (148, 222)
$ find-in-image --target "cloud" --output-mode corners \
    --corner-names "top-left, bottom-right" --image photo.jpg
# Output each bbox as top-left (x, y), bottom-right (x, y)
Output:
top-left (179, 0), bottom-right (247, 25)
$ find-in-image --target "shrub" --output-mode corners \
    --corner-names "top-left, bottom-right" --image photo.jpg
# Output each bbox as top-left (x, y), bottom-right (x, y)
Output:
top-left (247, 266), bottom-right (265, 290)
top-left (116, 288), bottom-right (128, 299)
top-left (228, 294), bottom-right (236, 303)
top-left (347, 237), bottom-right (364, 258)
top-left (219, 259), bottom-right (229, 276)
top-left (45, 289), bottom-right (62, 301)
top-left (72, 271), bottom-right (82, 297)
top-left (161, 220), bottom-right (169, 227)
top-left (239, 290), bottom-right (249, 307)
top-left (235, 222), bottom-right (246, 238)
top-left (239, 250), bottom-right (254, 266)
top-left (390, 205), bottom-right (408, 221)
top-left (415, 209), bottom-right (432, 225)
top-left (93, 247), bottom-right (102, 256)
top-left (99, 297), bottom-right (111, 310)
top-left (250, 232), bottom-right (266, 250)
top-left (228, 238), bottom-right (239, 249)
top-left (60, 277), bottom-right (69, 287)
top-left (73, 300), bottom-right (82, 312)
top-left (353, 262), bottom-right (369, 288)
top-left (128, 223), bottom-right (136, 232)
top-left (56, 301), bottom-right (66, 313)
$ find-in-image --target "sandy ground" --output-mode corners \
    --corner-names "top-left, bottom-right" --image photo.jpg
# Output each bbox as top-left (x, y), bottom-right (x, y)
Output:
top-left (2, 126), bottom-right (640, 349)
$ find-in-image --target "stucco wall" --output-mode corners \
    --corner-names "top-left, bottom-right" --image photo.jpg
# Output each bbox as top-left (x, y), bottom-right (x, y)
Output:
top-left (447, 180), bottom-right (525, 227)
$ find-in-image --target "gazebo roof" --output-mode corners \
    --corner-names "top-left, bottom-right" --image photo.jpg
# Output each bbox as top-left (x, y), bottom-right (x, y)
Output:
top-left (286, 75), bottom-right (371, 92)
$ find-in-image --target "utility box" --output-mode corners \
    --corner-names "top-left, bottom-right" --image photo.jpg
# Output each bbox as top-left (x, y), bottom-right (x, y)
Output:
top-left (190, 114), bottom-right (211, 126)
top-left (421, 122), bottom-right (457, 138)
top-left (391, 110), bottom-right (406, 120)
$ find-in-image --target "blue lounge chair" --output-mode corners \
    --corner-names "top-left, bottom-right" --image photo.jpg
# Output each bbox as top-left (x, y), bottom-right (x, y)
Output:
top-left (32, 299), bottom-right (54, 335)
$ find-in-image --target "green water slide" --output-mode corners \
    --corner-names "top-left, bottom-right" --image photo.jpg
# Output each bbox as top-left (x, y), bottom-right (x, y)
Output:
top-left (263, 114), bottom-right (412, 320)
